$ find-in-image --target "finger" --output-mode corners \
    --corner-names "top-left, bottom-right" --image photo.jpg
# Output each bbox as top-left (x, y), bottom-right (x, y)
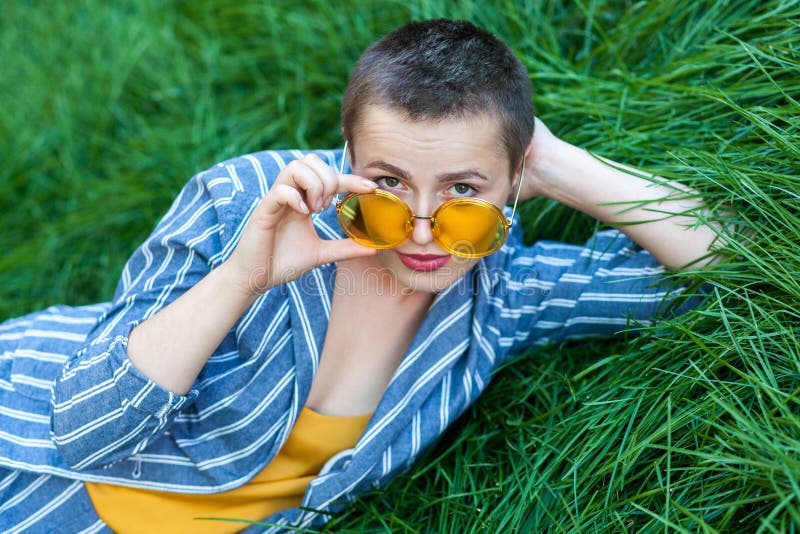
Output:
top-left (261, 184), bottom-right (309, 218)
top-left (335, 173), bottom-right (380, 195)
top-left (317, 238), bottom-right (378, 265)
top-left (301, 154), bottom-right (339, 209)
top-left (283, 160), bottom-right (327, 212)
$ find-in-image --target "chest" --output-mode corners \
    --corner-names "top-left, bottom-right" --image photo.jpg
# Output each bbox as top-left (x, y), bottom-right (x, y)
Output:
top-left (304, 280), bottom-right (433, 416)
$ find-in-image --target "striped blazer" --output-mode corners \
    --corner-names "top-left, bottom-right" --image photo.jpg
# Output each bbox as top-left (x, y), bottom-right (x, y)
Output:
top-left (0, 149), bottom-right (688, 531)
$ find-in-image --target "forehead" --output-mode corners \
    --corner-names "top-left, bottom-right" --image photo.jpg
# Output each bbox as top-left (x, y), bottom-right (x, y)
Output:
top-left (351, 105), bottom-right (509, 180)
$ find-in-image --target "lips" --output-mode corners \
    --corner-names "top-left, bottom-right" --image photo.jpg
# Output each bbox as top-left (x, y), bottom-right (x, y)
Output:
top-left (396, 252), bottom-right (451, 272)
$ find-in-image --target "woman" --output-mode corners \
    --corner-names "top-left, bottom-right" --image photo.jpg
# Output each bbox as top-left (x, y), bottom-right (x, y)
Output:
top-left (0, 19), bottom-right (716, 532)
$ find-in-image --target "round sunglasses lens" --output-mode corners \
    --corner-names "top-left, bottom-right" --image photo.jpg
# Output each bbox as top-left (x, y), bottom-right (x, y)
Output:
top-left (434, 200), bottom-right (507, 258)
top-left (337, 192), bottom-right (411, 248)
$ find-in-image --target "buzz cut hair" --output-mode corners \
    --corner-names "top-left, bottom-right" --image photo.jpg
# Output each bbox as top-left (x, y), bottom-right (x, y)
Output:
top-left (341, 19), bottom-right (535, 176)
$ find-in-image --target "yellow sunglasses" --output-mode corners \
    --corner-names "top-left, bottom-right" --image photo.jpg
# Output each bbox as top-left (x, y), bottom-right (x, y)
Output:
top-left (335, 141), bottom-right (524, 259)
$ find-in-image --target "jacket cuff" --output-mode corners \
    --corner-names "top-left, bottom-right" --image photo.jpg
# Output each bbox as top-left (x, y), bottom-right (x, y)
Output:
top-left (108, 321), bottom-right (199, 418)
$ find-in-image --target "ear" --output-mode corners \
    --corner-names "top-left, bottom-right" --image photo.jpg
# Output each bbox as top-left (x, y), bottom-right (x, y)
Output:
top-left (507, 142), bottom-right (533, 203)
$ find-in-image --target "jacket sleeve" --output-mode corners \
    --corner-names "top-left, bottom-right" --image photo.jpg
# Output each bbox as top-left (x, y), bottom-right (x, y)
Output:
top-left (50, 158), bottom-right (251, 470)
top-left (500, 229), bottom-right (706, 354)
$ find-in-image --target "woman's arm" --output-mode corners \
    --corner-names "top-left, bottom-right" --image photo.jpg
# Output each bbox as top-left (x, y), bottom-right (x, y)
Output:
top-left (51, 150), bottom-right (376, 469)
top-left (124, 263), bottom-right (257, 395)
top-left (521, 118), bottom-right (722, 270)
top-left (126, 155), bottom-right (377, 395)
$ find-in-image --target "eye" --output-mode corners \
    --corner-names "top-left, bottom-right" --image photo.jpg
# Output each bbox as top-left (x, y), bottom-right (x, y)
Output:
top-left (448, 183), bottom-right (477, 197)
top-left (377, 176), bottom-right (402, 189)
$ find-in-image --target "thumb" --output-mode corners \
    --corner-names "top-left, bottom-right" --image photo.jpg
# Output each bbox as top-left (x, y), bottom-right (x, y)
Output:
top-left (317, 238), bottom-right (378, 265)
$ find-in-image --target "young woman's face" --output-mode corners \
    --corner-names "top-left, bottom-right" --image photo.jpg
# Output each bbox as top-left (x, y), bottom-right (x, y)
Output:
top-left (349, 105), bottom-right (514, 294)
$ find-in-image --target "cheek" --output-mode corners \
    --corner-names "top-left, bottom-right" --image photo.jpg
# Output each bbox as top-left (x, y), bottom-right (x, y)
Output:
top-left (374, 249), bottom-right (405, 275)
top-left (450, 257), bottom-right (480, 277)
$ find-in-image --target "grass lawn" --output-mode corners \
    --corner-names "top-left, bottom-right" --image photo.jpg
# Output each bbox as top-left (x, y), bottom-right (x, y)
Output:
top-left (1, 0), bottom-right (798, 531)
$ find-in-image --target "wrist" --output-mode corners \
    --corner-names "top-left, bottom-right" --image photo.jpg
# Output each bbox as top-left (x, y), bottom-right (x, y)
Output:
top-left (216, 260), bottom-right (265, 304)
top-left (527, 136), bottom-right (582, 198)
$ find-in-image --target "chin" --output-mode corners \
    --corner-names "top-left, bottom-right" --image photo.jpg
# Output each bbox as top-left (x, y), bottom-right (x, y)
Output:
top-left (376, 250), bottom-right (478, 295)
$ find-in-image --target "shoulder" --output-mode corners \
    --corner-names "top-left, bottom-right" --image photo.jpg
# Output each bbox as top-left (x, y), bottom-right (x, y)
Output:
top-left (488, 227), bottom-right (642, 268)
top-left (172, 148), bottom-right (346, 257)
top-left (476, 227), bottom-right (653, 298)
top-left (201, 148), bottom-right (345, 200)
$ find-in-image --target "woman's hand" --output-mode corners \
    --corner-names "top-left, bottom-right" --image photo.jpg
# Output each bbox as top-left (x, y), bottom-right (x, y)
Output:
top-left (125, 154), bottom-right (378, 396)
top-left (516, 116), bottom-right (564, 201)
top-left (224, 154), bottom-right (378, 295)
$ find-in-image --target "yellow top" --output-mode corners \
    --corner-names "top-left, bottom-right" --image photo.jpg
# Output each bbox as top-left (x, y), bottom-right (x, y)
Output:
top-left (85, 407), bottom-right (371, 533)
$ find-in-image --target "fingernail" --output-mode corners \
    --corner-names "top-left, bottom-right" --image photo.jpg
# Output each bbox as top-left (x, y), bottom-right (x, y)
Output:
top-left (361, 179), bottom-right (378, 189)
top-left (315, 199), bottom-right (323, 211)
top-left (299, 202), bottom-right (309, 214)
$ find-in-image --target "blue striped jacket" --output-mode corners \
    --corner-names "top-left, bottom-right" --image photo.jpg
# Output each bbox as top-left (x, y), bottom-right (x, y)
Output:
top-left (0, 149), bottom-right (688, 531)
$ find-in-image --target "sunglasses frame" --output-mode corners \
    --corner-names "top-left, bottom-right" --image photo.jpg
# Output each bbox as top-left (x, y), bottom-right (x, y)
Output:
top-left (334, 140), bottom-right (525, 258)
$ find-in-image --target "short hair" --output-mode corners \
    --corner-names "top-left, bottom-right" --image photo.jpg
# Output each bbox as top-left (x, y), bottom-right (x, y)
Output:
top-left (341, 19), bottom-right (535, 176)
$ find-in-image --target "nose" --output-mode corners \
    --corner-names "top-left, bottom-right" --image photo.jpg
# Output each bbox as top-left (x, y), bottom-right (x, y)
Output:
top-left (410, 215), bottom-right (435, 246)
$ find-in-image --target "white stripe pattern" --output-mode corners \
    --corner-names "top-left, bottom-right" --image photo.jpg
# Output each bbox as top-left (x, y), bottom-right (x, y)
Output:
top-left (0, 149), bottom-right (695, 532)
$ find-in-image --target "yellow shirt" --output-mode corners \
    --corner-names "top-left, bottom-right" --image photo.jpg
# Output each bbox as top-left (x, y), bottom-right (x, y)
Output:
top-left (85, 407), bottom-right (371, 533)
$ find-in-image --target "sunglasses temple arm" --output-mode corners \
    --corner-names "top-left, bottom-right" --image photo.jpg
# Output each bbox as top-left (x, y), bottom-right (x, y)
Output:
top-left (332, 140), bottom-right (349, 206)
top-left (508, 158), bottom-right (525, 227)
top-left (339, 140), bottom-right (348, 176)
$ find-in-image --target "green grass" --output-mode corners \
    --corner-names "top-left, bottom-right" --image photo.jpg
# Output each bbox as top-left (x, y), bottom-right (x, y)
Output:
top-left (1, 0), bottom-right (798, 531)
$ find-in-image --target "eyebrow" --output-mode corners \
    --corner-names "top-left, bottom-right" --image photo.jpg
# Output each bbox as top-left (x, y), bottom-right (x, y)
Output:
top-left (365, 160), bottom-right (490, 182)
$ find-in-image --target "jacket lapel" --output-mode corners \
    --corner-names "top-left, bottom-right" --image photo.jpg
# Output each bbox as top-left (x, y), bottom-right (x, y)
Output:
top-left (286, 261), bottom-right (335, 412)
top-left (285, 205), bottom-right (476, 512)
top-left (348, 268), bottom-right (475, 471)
